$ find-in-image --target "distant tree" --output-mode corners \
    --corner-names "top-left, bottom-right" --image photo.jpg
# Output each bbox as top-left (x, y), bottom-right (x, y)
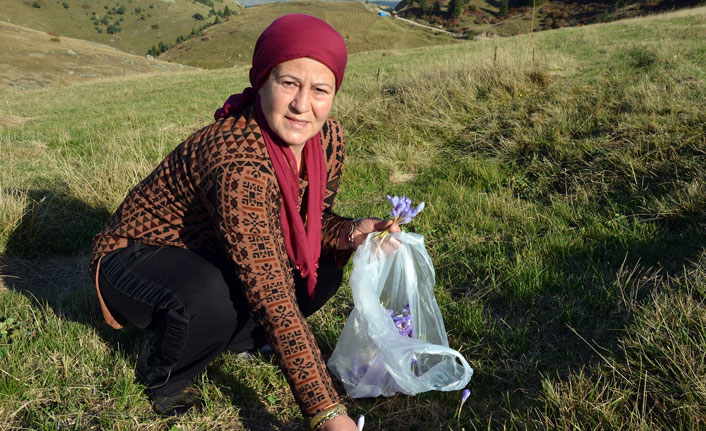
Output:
top-left (32, 1), bottom-right (40, 8)
top-left (432, 0), bottom-right (442, 15)
top-left (419, 0), bottom-right (428, 16)
top-left (214, 16), bottom-right (221, 24)
top-left (63, 2), bottom-right (69, 9)
top-left (100, 16), bottom-right (108, 24)
top-left (193, 13), bottom-right (205, 20)
top-left (135, 7), bottom-right (142, 13)
top-left (106, 24), bottom-right (122, 34)
top-left (223, 5), bottom-right (232, 16)
top-left (448, 0), bottom-right (464, 17)
top-left (116, 5), bottom-right (126, 14)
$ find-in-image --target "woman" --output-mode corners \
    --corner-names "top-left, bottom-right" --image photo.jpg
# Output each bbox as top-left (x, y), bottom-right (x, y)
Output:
top-left (90, 14), bottom-right (398, 431)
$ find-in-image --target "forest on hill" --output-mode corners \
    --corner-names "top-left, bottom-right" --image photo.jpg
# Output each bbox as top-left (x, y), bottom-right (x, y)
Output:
top-left (394, 0), bottom-right (706, 36)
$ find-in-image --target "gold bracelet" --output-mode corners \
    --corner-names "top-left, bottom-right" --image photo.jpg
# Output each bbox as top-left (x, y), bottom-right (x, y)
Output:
top-left (310, 404), bottom-right (347, 430)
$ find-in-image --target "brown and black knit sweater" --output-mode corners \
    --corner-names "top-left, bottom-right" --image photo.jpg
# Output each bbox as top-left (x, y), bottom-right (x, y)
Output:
top-left (90, 105), bottom-right (352, 417)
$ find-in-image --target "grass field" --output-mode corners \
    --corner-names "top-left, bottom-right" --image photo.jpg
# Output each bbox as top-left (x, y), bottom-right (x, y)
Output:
top-left (159, 1), bottom-right (458, 69)
top-left (1, 6), bottom-right (706, 431)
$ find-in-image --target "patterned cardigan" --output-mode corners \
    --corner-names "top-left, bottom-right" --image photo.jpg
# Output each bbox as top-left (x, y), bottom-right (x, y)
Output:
top-left (89, 105), bottom-right (352, 417)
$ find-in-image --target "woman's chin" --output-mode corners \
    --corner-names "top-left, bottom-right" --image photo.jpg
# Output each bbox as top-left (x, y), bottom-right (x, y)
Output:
top-left (278, 131), bottom-right (311, 148)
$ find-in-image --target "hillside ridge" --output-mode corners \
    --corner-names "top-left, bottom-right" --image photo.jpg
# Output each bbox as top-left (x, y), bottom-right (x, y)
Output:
top-left (0, 20), bottom-right (193, 92)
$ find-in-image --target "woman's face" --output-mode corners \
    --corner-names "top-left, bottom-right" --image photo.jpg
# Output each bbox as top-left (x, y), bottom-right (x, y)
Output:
top-left (258, 57), bottom-right (336, 148)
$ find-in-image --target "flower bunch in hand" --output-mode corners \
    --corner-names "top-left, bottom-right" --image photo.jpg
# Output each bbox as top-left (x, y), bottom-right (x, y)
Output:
top-left (375, 195), bottom-right (424, 243)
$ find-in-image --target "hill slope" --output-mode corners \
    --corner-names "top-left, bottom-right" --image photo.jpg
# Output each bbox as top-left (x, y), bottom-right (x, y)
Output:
top-left (159, 0), bottom-right (457, 69)
top-left (0, 0), bottom-right (241, 55)
top-left (0, 21), bottom-right (193, 92)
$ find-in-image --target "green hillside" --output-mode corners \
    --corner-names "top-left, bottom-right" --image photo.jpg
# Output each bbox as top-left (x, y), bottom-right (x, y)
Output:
top-left (159, 0), bottom-right (458, 69)
top-left (0, 0), bottom-right (241, 55)
top-left (1, 6), bottom-right (705, 430)
top-left (0, 21), bottom-right (193, 92)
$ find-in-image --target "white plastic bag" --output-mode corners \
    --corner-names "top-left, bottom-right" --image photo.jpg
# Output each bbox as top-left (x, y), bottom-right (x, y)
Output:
top-left (328, 231), bottom-right (473, 398)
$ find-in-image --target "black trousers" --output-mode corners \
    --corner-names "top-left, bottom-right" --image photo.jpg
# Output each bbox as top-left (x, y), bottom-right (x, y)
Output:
top-left (98, 242), bottom-right (343, 397)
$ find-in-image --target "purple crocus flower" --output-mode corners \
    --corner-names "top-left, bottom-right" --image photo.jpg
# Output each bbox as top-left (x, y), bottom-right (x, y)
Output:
top-left (387, 304), bottom-right (418, 375)
top-left (386, 195), bottom-right (425, 225)
top-left (455, 388), bottom-right (471, 420)
top-left (388, 304), bottom-right (413, 338)
top-left (461, 388), bottom-right (470, 404)
top-left (357, 415), bottom-right (365, 431)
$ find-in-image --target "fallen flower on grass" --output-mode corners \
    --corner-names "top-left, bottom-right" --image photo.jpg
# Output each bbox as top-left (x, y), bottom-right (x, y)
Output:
top-left (454, 388), bottom-right (471, 421)
top-left (357, 415), bottom-right (365, 431)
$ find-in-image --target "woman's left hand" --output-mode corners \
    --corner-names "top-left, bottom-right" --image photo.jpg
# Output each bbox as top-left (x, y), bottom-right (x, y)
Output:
top-left (342, 218), bottom-right (400, 250)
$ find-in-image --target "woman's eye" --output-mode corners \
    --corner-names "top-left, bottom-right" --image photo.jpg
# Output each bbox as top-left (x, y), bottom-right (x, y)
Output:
top-left (282, 81), bottom-right (296, 87)
top-left (314, 87), bottom-right (329, 95)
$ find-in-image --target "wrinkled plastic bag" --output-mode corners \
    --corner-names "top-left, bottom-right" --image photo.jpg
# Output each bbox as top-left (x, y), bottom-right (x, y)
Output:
top-left (328, 231), bottom-right (473, 398)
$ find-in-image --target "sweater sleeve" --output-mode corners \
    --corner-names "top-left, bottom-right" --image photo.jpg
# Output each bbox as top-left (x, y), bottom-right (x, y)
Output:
top-left (320, 119), bottom-right (354, 268)
top-left (208, 161), bottom-right (340, 417)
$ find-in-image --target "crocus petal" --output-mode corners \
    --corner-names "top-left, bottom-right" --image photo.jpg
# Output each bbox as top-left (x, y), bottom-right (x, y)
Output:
top-left (398, 216), bottom-right (413, 225)
top-left (415, 202), bottom-right (425, 214)
top-left (357, 415), bottom-right (365, 431)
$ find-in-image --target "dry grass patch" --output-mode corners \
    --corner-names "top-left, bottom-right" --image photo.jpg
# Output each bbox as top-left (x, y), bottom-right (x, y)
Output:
top-left (0, 114), bottom-right (35, 130)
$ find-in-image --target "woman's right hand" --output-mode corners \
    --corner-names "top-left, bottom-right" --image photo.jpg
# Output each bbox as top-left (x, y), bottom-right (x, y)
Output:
top-left (320, 414), bottom-right (359, 431)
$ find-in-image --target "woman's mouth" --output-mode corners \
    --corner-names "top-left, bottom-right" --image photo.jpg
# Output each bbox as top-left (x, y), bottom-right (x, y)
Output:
top-left (285, 116), bottom-right (308, 128)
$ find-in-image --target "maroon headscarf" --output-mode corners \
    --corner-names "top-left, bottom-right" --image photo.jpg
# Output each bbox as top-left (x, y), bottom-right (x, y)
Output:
top-left (214, 14), bottom-right (348, 298)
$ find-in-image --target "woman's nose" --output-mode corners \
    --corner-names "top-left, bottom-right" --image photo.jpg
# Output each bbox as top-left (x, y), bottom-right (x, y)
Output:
top-left (290, 87), bottom-right (311, 113)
